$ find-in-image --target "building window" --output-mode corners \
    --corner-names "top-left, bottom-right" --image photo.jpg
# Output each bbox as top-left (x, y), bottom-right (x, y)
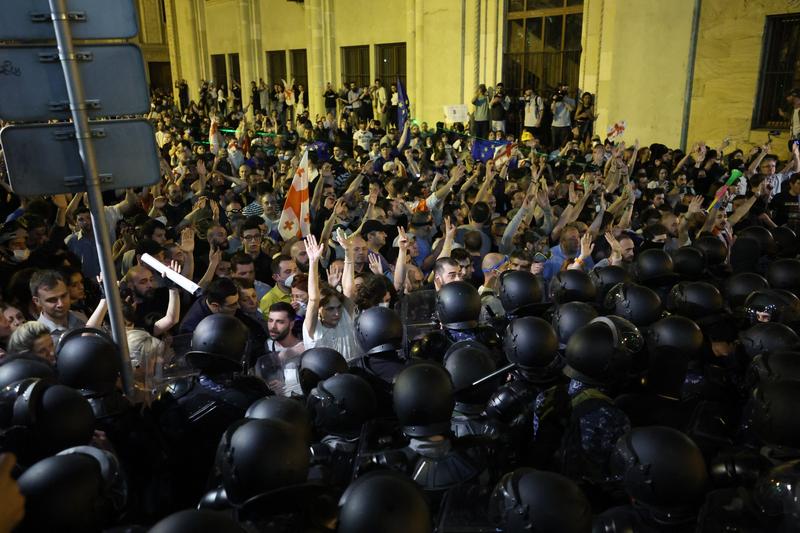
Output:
top-left (503, 0), bottom-right (583, 98)
top-left (375, 42), bottom-right (407, 88)
top-left (290, 49), bottom-right (308, 91)
top-left (211, 54), bottom-right (227, 88)
top-left (266, 50), bottom-right (287, 86)
top-left (753, 13), bottom-right (800, 130)
top-left (341, 45), bottom-right (370, 88)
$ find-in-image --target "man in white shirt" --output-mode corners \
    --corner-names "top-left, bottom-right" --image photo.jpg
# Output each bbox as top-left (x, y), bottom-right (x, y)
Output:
top-left (523, 88), bottom-right (544, 135)
top-left (550, 82), bottom-right (576, 149)
top-left (353, 121), bottom-right (374, 152)
top-left (257, 301), bottom-right (305, 395)
top-left (373, 79), bottom-right (388, 127)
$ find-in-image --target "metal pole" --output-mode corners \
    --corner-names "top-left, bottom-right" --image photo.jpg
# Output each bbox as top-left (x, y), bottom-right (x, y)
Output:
top-left (49, 0), bottom-right (134, 396)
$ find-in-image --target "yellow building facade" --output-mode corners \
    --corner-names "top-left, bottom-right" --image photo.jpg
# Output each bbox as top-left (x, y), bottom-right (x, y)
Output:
top-left (581, 0), bottom-right (798, 156)
top-left (160, 0), bottom-right (798, 156)
top-left (163, 0), bottom-right (506, 125)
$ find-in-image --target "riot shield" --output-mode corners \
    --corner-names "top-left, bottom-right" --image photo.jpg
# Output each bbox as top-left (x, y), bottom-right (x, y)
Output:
top-left (399, 289), bottom-right (439, 356)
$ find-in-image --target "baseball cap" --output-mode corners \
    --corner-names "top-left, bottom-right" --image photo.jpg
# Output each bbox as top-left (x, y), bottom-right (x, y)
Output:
top-left (361, 219), bottom-right (391, 236)
top-left (521, 131), bottom-right (534, 143)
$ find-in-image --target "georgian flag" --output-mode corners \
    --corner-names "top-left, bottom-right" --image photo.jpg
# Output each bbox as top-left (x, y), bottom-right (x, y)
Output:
top-left (278, 150), bottom-right (311, 241)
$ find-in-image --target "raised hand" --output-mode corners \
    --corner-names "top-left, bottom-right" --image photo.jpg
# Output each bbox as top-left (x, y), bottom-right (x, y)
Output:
top-left (368, 253), bottom-right (383, 275)
top-left (180, 227), bottom-right (196, 253)
top-left (335, 227), bottom-right (358, 251)
top-left (605, 231), bottom-right (622, 256)
top-left (687, 195), bottom-right (704, 214)
top-left (578, 232), bottom-right (594, 259)
top-left (444, 216), bottom-right (457, 241)
top-left (168, 259), bottom-right (182, 276)
top-left (305, 234), bottom-right (325, 263)
top-left (153, 196), bottom-right (167, 210)
top-left (396, 226), bottom-right (410, 252)
top-left (327, 262), bottom-right (343, 288)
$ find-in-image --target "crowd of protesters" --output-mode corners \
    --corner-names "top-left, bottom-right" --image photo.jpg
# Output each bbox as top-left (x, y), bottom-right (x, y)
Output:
top-left (0, 76), bottom-right (799, 531)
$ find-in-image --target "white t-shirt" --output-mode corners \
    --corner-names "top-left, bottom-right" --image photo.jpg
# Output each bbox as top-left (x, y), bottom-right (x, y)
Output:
top-left (303, 309), bottom-right (362, 362)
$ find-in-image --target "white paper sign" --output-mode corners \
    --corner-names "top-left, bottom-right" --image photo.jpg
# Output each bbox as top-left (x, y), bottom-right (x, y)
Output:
top-left (443, 104), bottom-right (469, 123)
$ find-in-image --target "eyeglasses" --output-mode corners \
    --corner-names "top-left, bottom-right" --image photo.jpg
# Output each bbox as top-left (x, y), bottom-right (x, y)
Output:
top-left (227, 208), bottom-right (242, 214)
top-left (242, 234), bottom-right (261, 241)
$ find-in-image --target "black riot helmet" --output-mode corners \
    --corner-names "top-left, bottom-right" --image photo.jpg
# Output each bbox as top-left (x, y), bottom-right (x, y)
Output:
top-left (739, 225), bottom-right (777, 256)
top-left (564, 316), bottom-right (644, 386)
top-left (693, 235), bottom-right (728, 266)
top-left (739, 322), bottom-right (800, 359)
top-left (671, 246), bottom-right (707, 280)
top-left (0, 358), bottom-right (55, 390)
top-left (503, 317), bottom-right (559, 370)
top-left (744, 289), bottom-right (799, 325)
top-left (550, 269), bottom-right (596, 304)
top-left (338, 471), bottom-right (432, 533)
top-left (666, 281), bottom-right (723, 320)
top-left (218, 418), bottom-right (310, 504)
top-left (748, 380), bottom-right (800, 448)
top-left (498, 270), bottom-right (543, 315)
top-left (436, 281), bottom-right (481, 330)
top-left (245, 396), bottom-right (312, 444)
top-left (55, 327), bottom-right (120, 395)
top-left (610, 426), bottom-right (707, 513)
top-left (393, 362), bottom-right (454, 437)
top-left (307, 373), bottom-right (376, 438)
top-left (57, 445), bottom-right (128, 523)
top-left (767, 258), bottom-right (800, 295)
top-left (590, 265), bottom-right (633, 304)
top-left (551, 302), bottom-right (598, 347)
top-left (604, 282), bottom-right (663, 327)
top-left (636, 248), bottom-right (679, 287)
top-left (772, 225), bottom-right (799, 258)
top-left (747, 350), bottom-right (800, 390)
top-left (646, 315), bottom-right (704, 356)
top-left (488, 467), bottom-right (592, 533)
top-left (17, 451), bottom-right (122, 532)
top-left (752, 459), bottom-right (800, 528)
top-left (444, 341), bottom-right (497, 407)
top-left (186, 314), bottom-right (249, 373)
top-left (149, 509), bottom-right (245, 533)
top-left (9, 380), bottom-right (95, 462)
top-left (725, 272), bottom-right (769, 309)
top-left (355, 306), bottom-right (403, 355)
top-left (298, 347), bottom-right (348, 396)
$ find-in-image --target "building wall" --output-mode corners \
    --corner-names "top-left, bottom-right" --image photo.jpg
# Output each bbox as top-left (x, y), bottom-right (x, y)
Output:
top-left (687, 0), bottom-right (793, 155)
top-left (580, 0), bottom-right (695, 149)
top-left (163, 0), bottom-right (505, 126)
top-left (581, 0), bottom-right (795, 156)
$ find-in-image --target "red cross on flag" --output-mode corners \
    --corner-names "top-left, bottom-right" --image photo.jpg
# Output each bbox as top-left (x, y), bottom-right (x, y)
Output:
top-left (278, 150), bottom-right (311, 241)
top-left (492, 142), bottom-right (516, 168)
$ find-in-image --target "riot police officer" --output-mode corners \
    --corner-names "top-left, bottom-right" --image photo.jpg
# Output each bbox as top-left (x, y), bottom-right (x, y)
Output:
top-left (153, 314), bottom-right (271, 509)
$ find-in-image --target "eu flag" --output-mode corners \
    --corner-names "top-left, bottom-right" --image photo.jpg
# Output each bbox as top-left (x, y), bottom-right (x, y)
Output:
top-left (308, 140), bottom-right (329, 161)
top-left (397, 78), bottom-right (410, 131)
top-left (471, 139), bottom-right (508, 163)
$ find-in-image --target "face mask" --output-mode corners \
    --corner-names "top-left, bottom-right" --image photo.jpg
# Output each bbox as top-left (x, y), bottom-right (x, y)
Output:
top-left (12, 249), bottom-right (30, 262)
top-left (378, 302), bottom-right (390, 308)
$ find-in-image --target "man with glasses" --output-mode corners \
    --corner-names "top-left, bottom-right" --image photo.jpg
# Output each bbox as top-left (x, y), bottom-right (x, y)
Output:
top-left (239, 218), bottom-right (272, 284)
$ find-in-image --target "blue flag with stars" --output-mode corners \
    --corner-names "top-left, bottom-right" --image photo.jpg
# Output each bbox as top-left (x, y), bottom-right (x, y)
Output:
top-left (308, 140), bottom-right (329, 161)
top-left (397, 78), bottom-right (410, 131)
top-left (471, 139), bottom-right (508, 163)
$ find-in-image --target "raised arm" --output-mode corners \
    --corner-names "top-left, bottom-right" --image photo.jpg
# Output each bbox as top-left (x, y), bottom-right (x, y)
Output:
top-left (393, 226), bottom-right (410, 293)
top-left (304, 234), bottom-right (326, 338)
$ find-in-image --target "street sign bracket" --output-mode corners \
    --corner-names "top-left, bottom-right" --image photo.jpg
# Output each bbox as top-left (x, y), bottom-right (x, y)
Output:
top-left (38, 51), bottom-right (93, 62)
top-left (48, 99), bottom-right (101, 111)
top-left (53, 127), bottom-right (105, 140)
top-left (64, 173), bottom-right (112, 188)
top-left (30, 11), bottom-right (87, 23)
